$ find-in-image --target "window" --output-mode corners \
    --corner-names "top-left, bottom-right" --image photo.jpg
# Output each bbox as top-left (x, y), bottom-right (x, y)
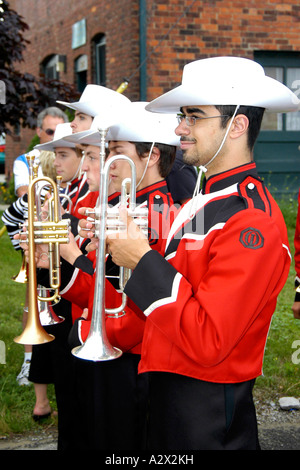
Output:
top-left (75, 55), bottom-right (88, 93)
top-left (41, 55), bottom-right (60, 80)
top-left (93, 34), bottom-right (106, 86)
top-left (254, 51), bottom-right (300, 131)
top-left (253, 51), bottom-right (300, 198)
top-left (72, 19), bottom-right (86, 50)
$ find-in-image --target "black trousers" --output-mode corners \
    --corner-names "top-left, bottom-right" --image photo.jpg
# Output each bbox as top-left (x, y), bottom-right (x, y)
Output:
top-left (73, 352), bottom-right (149, 450)
top-left (145, 372), bottom-right (260, 450)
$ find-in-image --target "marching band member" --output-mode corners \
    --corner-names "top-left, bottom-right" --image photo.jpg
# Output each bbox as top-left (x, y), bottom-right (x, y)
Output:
top-left (106, 57), bottom-right (300, 450)
top-left (59, 102), bottom-right (180, 450)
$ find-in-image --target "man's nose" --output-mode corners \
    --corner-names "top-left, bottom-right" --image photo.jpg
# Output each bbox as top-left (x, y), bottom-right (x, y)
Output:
top-left (175, 120), bottom-right (190, 136)
top-left (81, 160), bottom-right (88, 171)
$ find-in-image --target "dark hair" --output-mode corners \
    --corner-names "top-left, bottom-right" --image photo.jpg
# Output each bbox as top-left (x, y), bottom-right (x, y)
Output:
top-left (130, 142), bottom-right (176, 178)
top-left (75, 147), bottom-right (84, 158)
top-left (215, 105), bottom-right (265, 151)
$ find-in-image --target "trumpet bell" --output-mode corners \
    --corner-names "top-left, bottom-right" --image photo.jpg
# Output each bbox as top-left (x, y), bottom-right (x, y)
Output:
top-left (11, 269), bottom-right (28, 284)
top-left (14, 310), bottom-right (55, 345)
top-left (12, 255), bottom-right (28, 283)
top-left (38, 286), bottom-right (64, 326)
top-left (39, 303), bottom-right (64, 326)
top-left (72, 333), bottom-right (122, 362)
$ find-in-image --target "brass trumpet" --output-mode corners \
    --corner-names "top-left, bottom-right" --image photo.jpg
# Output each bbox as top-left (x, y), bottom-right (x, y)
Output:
top-left (71, 127), bottom-right (148, 361)
top-left (11, 253), bottom-right (28, 283)
top-left (14, 154), bottom-right (70, 345)
top-left (12, 161), bottom-right (66, 325)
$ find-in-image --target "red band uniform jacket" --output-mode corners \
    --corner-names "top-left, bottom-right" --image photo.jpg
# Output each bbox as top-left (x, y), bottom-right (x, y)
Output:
top-left (124, 163), bottom-right (291, 383)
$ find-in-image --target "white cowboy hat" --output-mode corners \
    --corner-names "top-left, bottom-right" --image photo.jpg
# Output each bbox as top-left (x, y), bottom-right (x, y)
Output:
top-left (78, 102), bottom-right (180, 147)
top-left (57, 84), bottom-right (131, 117)
top-left (34, 123), bottom-right (75, 151)
top-left (145, 56), bottom-right (300, 114)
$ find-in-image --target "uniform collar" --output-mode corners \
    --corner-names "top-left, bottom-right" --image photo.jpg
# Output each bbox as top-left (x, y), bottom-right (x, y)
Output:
top-left (202, 162), bottom-right (258, 194)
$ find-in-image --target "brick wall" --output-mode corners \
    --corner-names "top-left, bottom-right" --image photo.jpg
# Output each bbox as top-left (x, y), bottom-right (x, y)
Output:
top-left (145, 0), bottom-right (300, 99)
top-left (5, 0), bottom-right (141, 177)
top-left (9, 0), bottom-right (140, 91)
top-left (4, 0), bottom-right (300, 179)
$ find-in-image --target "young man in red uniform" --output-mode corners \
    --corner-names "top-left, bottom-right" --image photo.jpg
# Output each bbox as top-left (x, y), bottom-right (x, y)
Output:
top-left (56, 102), bottom-right (179, 450)
top-left (106, 57), bottom-right (300, 450)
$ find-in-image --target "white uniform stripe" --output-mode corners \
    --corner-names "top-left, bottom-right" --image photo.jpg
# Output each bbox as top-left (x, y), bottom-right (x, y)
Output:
top-left (144, 272), bottom-right (182, 317)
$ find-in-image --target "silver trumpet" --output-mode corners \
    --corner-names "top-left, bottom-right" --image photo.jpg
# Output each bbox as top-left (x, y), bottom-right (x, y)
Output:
top-left (38, 286), bottom-right (64, 325)
top-left (23, 286), bottom-right (64, 327)
top-left (72, 127), bottom-right (148, 362)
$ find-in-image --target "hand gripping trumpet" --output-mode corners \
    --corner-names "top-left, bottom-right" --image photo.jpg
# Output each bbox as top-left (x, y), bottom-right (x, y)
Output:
top-left (72, 126), bottom-right (148, 362)
top-left (14, 154), bottom-right (70, 345)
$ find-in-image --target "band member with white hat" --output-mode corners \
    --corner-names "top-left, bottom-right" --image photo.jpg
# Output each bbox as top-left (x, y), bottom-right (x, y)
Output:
top-left (57, 83), bottom-right (131, 117)
top-left (106, 56), bottom-right (300, 450)
top-left (59, 84), bottom-right (197, 205)
top-left (35, 123), bottom-right (84, 213)
top-left (61, 102), bottom-right (179, 451)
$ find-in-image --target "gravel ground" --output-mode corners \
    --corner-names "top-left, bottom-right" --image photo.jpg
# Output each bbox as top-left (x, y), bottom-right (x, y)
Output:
top-left (0, 397), bottom-right (299, 450)
top-left (255, 396), bottom-right (300, 450)
top-left (0, 425), bottom-right (58, 450)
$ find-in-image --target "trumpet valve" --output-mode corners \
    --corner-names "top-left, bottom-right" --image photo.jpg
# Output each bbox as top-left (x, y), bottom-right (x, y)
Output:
top-left (105, 205), bottom-right (148, 237)
top-left (85, 208), bottom-right (97, 217)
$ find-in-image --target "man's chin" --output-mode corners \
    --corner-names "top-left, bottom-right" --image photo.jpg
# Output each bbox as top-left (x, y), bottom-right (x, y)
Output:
top-left (182, 150), bottom-right (199, 167)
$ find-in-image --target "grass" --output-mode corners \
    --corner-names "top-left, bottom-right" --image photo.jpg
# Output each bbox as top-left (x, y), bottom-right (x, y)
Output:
top-left (0, 212), bottom-right (56, 436)
top-left (254, 196), bottom-right (300, 400)
top-left (0, 197), bottom-right (299, 436)
top-left (255, 229), bottom-right (300, 398)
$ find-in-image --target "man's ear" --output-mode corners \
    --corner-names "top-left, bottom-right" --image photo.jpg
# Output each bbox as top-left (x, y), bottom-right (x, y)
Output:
top-left (230, 114), bottom-right (249, 140)
top-left (148, 146), bottom-right (160, 167)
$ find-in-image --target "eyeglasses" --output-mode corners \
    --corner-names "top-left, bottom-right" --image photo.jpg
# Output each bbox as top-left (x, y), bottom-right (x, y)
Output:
top-left (176, 114), bottom-right (229, 126)
top-left (42, 128), bottom-right (55, 136)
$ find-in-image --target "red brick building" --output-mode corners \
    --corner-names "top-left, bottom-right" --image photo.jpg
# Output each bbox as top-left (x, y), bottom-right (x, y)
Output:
top-left (4, 0), bottom-right (300, 195)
